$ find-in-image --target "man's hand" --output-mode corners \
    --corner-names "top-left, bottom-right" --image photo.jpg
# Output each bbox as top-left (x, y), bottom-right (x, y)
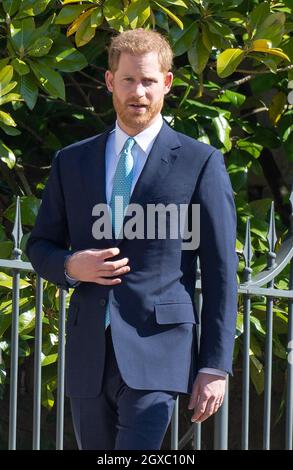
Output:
top-left (65, 247), bottom-right (130, 285)
top-left (188, 372), bottom-right (226, 423)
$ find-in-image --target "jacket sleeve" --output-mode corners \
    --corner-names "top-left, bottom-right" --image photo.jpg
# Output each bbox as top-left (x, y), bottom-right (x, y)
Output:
top-left (25, 151), bottom-right (72, 289)
top-left (194, 149), bottom-right (239, 374)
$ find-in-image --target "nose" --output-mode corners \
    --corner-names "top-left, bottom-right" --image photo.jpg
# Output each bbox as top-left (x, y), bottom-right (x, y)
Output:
top-left (133, 82), bottom-right (146, 98)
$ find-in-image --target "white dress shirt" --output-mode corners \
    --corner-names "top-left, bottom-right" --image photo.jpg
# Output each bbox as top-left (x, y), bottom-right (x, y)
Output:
top-left (105, 114), bottom-right (163, 204)
top-left (66, 114), bottom-right (226, 378)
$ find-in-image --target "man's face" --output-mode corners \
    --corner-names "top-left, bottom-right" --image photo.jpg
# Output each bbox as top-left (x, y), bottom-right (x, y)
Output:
top-left (105, 51), bottom-right (173, 136)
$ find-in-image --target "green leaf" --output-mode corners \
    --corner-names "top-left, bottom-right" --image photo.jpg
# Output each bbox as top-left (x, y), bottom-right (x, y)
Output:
top-left (249, 2), bottom-right (270, 38)
top-left (172, 22), bottom-right (198, 56)
top-left (66, 8), bottom-right (94, 37)
top-left (268, 91), bottom-right (287, 127)
top-left (55, 4), bottom-right (88, 25)
top-left (48, 47), bottom-right (88, 73)
top-left (185, 99), bottom-right (230, 119)
top-left (27, 37), bottom-right (53, 57)
top-left (217, 48), bottom-right (245, 78)
top-left (10, 18), bottom-right (35, 53)
top-left (187, 35), bottom-right (209, 74)
top-left (250, 315), bottom-right (266, 335)
top-left (153, 1), bottom-right (183, 29)
top-left (0, 123), bottom-right (21, 136)
top-left (0, 59), bottom-right (10, 70)
top-left (216, 89), bottom-right (246, 107)
top-left (237, 139), bottom-right (263, 158)
top-left (250, 355), bottom-right (264, 395)
top-left (213, 115), bottom-right (232, 151)
top-left (4, 196), bottom-right (41, 226)
top-left (0, 65), bottom-right (14, 90)
top-left (0, 225), bottom-right (7, 242)
top-left (0, 93), bottom-right (22, 106)
top-left (160, 0), bottom-right (187, 6)
top-left (0, 81), bottom-right (18, 98)
top-left (19, 309), bottom-right (35, 333)
top-left (75, 16), bottom-right (96, 47)
top-left (206, 20), bottom-right (231, 49)
top-left (11, 58), bottom-right (30, 75)
top-left (207, 20), bottom-right (235, 40)
top-left (253, 127), bottom-right (280, 149)
top-left (0, 140), bottom-right (16, 169)
top-left (253, 55), bottom-right (278, 74)
top-left (125, 0), bottom-right (150, 29)
top-left (18, 0), bottom-right (52, 16)
top-left (29, 60), bottom-right (65, 100)
top-left (42, 384), bottom-right (55, 410)
top-left (18, 341), bottom-right (30, 358)
top-left (235, 313), bottom-right (243, 337)
top-left (19, 73), bottom-right (38, 110)
top-left (90, 7), bottom-right (104, 28)
top-left (41, 353), bottom-right (58, 366)
top-left (0, 110), bottom-right (17, 127)
top-left (272, 336), bottom-right (287, 360)
top-left (254, 13), bottom-right (286, 46)
top-left (103, 0), bottom-right (127, 31)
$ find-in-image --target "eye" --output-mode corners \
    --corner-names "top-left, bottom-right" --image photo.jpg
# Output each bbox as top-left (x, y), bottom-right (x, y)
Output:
top-left (143, 79), bottom-right (157, 86)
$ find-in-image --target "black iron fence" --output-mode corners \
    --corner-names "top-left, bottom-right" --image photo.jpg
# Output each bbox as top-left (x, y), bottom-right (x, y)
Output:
top-left (0, 192), bottom-right (292, 450)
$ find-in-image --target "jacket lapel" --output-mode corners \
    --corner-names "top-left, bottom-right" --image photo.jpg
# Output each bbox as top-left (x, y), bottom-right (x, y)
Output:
top-left (129, 121), bottom-right (181, 207)
top-left (80, 124), bottom-right (114, 247)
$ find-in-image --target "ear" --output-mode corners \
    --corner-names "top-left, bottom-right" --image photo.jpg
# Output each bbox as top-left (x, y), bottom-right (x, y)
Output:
top-left (164, 71), bottom-right (173, 95)
top-left (105, 70), bottom-right (114, 92)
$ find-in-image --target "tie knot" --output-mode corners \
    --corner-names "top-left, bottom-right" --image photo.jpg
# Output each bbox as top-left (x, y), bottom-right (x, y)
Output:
top-left (122, 137), bottom-right (135, 154)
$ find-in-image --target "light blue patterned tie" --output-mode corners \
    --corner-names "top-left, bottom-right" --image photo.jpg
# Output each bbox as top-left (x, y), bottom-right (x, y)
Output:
top-left (105, 137), bottom-right (135, 329)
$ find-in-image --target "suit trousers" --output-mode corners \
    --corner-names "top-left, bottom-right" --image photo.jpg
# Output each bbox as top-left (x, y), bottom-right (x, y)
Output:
top-left (70, 326), bottom-right (178, 450)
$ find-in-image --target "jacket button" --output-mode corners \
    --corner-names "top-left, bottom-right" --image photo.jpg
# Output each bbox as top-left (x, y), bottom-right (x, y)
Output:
top-left (99, 298), bottom-right (106, 307)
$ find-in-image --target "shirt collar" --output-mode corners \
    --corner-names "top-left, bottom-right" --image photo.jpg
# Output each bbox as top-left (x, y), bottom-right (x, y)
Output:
top-left (114, 114), bottom-right (163, 156)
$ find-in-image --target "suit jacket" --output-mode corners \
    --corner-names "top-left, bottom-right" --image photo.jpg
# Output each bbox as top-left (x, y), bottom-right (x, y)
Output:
top-left (26, 121), bottom-right (238, 397)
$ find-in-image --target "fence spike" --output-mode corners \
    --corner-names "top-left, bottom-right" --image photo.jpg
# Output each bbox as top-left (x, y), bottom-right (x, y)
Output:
top-left (267, 201), bottom-right (277, 253)
top-left (12, 196), bottom-right (23, 260)
top-left (243, 217), bottom-right (252, 269)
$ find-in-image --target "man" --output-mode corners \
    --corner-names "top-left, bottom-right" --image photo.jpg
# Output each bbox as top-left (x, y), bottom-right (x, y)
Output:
top-left (26, 29), bottom-right (238, 450)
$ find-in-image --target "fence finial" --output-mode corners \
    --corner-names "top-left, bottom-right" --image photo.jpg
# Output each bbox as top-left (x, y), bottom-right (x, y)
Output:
top-left (267, 201), bottom-right (277, 253)
top-left (12, 196), bottom-right (23, 260)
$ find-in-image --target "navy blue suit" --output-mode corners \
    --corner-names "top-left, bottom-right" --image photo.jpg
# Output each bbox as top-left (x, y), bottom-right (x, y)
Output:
top-left (26, 121), bottom-right (238, 449)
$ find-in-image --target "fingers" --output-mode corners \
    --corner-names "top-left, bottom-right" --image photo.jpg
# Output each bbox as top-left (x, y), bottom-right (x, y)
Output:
top-left (95, 277), bottom-right (122, 286)
top-left (188, 374), bottom-right (226, 423)
top-left (191, 395), bottom-right (224, 423)
top-left (99, 265), bottom-right (131, 277)
top-left (96, 247), bottom-right (121, 260)
top-left (193, 396), bottom-right (218, 423)
top-left (103, 257), bottom-right (129, 271)
top-left (191, 395), bottom-right (209, 423)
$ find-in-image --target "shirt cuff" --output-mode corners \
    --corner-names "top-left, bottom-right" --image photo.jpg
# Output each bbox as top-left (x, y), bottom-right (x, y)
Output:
top-left (64, 255), bottom-right (80, 287)
top-left (65, 271), bottom-right (80, 286)
top-left (198, 368), bottom-right (227, 378)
